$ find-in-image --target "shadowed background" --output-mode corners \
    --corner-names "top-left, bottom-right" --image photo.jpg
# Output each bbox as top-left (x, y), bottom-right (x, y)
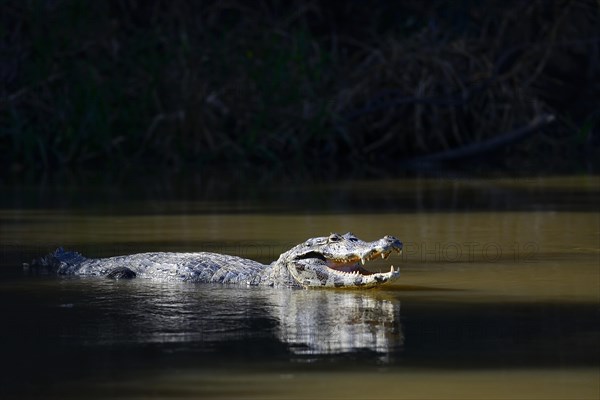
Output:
top-left (2, 0), bottom-right (599, 176)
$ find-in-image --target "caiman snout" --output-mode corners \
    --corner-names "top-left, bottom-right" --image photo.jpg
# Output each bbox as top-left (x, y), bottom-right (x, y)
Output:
top-left (375, 235), bottom-right (403, 253)
top-left (384, 235), bottom-right (403, 251)
top-left (383, 235), bottom-right (402, 250)
top-left (357, 235), bottom-right (403, 264)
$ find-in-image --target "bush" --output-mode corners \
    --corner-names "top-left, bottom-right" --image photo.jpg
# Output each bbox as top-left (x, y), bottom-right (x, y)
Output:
top-left (1, 0), bottom-right (598, 173)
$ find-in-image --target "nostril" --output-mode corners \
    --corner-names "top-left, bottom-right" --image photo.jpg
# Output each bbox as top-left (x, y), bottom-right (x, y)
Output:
top-left (384, 236), bottom-right (403, 249)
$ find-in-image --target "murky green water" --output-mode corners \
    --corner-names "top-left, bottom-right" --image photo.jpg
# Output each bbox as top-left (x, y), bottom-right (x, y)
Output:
top-left (1, 174), bottom-right (598, 399)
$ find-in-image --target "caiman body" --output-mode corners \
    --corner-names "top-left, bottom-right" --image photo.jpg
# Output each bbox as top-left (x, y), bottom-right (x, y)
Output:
top-left (31, 233), bottom-right (403, 289)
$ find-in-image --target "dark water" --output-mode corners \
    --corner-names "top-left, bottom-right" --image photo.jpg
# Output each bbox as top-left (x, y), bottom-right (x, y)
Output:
top-left (1, 174), bottom-right (599, 399)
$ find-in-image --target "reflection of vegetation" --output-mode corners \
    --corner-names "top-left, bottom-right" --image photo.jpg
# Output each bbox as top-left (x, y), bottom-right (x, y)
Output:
top-left (1, 1), bottom-right (598, 172)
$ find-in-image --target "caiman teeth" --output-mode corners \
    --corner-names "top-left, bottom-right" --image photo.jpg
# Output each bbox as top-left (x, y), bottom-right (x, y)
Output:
top-left (327, 247), bottom-right (401, 279)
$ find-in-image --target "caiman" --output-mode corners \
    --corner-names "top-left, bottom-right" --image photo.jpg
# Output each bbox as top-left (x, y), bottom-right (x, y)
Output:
top-left (30, 233), bottom-right (403, 288)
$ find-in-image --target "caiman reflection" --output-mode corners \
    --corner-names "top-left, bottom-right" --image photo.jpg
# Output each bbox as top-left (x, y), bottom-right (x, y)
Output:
top-left (78, 279), bottom-right (403, 356)
top-left (271, 290), bottom-right (403, 355)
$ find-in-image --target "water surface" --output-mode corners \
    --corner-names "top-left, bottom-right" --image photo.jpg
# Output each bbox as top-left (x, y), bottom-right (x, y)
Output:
top-left (1, 174), bottom-right (598, 399)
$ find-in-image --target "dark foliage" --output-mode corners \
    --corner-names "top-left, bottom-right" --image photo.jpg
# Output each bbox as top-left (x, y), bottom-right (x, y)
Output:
top-left (1, 0), bottom-right (598, 173)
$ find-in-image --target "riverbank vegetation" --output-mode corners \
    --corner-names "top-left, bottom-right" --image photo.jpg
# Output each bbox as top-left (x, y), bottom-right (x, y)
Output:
top-left (2, 0), bottom-right (598, 174)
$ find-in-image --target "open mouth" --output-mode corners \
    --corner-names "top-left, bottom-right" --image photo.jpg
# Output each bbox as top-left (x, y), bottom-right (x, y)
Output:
top-left (325, 247), bottom-right (401, 277)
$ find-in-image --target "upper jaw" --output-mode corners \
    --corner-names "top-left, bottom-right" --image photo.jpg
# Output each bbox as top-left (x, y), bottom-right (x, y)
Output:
top-left (358, 240), bottom-right (403, 265)
top-left (326, 236), bottom-right (403, 268)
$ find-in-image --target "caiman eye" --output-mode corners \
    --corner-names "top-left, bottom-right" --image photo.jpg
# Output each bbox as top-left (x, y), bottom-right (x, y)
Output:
top-left (343, 232), bottom-right (358, 242)
top-left (328, 233), bottom-right (342, 242)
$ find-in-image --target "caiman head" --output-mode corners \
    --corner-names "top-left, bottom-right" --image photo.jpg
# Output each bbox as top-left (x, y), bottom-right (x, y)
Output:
top-left (277, 233), bottom-right (403, 288)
